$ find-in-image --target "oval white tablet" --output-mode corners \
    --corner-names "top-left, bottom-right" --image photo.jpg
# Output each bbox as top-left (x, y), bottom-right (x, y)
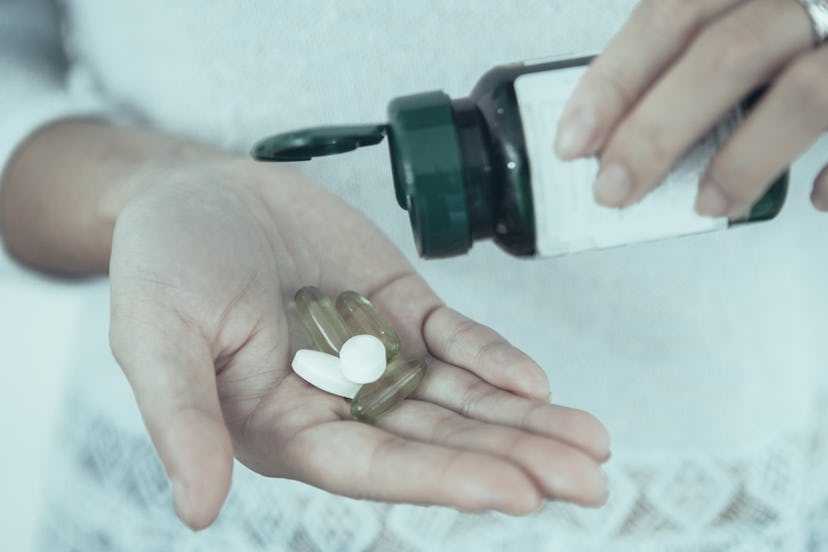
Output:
top-left (291, 349), bottom-right (361, 398)
top-left (339, 334), bottom-right (387, 384)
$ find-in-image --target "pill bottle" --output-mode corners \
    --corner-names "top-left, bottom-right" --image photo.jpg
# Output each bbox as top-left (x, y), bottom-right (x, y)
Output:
top-left (252, 55), bottom-right (788, 258)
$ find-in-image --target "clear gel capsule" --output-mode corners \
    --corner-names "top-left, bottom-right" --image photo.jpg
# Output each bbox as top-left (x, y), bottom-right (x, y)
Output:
top-left (350, 358), bottom-right (426, 422)
top-left (294, 286), bottom-right (352, 355)
top-left (335, 291), bottom-right (401, 361)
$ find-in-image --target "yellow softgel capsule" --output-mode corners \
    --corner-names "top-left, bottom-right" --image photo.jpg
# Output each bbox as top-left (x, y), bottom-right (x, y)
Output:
top-left (294, 286), bottom-right (352, 355)
top-left (350, 357), bottom-right (426, 422)
top-left (335, 291), bottom-right (401, 362)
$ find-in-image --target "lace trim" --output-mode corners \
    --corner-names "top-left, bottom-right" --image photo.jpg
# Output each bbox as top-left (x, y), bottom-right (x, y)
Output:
top-left (35, 394), bottom-right (828, 552)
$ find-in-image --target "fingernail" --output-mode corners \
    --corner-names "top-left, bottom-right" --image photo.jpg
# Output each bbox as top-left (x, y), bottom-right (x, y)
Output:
top-left (555, 107), bottom-right (597, 159)
top-left (594, 163), bottom-right (632, 206)
top-left (812, 189), bottom-right (828, 212)
top-left (171, 478), bottom-right (192, 528)
top-left (600, 470), bottom-right (610, 504)
top-left (695, 185), bottom-right (729, 217)
top-left (590, 468), bottom-right (610, 507)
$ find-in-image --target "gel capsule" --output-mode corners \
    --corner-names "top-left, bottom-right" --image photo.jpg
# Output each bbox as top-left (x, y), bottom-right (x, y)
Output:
top-left (335, 291), bottom-right (401, 361)
top-left (350, 358), bottom-right (426, 422)
top-left (291, 349), bottom-right (361, 398)
top-left (294, 286), bottom-right (352, 355)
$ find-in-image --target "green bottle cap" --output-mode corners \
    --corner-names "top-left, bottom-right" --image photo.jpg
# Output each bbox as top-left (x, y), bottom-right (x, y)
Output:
top-left (387, 91), bottom-right (470, 257)
top-left (250, 92), bottom-right (470, 258)
top-left (251, 124), bottom-right (388, 161)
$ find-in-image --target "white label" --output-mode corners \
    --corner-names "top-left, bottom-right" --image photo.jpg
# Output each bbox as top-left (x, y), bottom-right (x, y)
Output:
top-left (514, 66), bottom-right (732, 257)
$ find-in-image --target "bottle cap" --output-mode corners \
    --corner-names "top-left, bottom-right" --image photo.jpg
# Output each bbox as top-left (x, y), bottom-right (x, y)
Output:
top-left (251, 124), bottom-right (388, 161)
top-left (387, 91), bottom-right (470, 257)
top-left (250, 92), bottom-right (471, 258)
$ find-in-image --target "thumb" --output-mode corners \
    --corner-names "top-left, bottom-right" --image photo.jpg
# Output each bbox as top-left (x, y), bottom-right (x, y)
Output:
top-left (110, 306), bottom-right (234, 530)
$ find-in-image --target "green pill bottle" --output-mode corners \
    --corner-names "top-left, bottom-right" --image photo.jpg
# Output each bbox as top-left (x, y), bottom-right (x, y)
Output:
top-left (252, 55), bottom-right (788, 258)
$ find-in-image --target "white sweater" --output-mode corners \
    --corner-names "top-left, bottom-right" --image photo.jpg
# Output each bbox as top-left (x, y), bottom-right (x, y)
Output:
top-left (3, 1), bottom-right (828, 550)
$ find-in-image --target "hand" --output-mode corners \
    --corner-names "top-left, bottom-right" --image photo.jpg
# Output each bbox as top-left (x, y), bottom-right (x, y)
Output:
top-left (555, 0), bottom-right (828, 216)
top-left (108, 158), bottom-right (611, 529)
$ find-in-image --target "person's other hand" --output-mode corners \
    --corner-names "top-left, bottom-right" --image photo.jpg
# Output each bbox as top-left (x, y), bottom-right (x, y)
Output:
top-left (109, 159), bottom-right (611, 530)
top-left (555, 0), bottom-right (828, 216)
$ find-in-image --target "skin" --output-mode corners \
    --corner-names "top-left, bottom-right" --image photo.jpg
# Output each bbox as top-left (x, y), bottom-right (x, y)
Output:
top-left (0, 120), bottom-right (610, 530)
top-left (555, 0), bottom-right (828, 216)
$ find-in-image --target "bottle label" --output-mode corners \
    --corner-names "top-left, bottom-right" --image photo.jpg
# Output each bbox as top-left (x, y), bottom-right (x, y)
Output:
top-left (514, 66), bottom-right (733, 257)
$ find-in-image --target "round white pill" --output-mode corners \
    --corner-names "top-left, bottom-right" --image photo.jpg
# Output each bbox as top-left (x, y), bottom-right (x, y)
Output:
top-left (339, 334), bottom-right (387, 384)
top-left (291, 349), bottom-right (361, 398)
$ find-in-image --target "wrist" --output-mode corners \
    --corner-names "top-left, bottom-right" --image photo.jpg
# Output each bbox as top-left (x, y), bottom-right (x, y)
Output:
top-left (99, 140), bottom-right (244, 227)
top-left (0, 118), bottom-right (243, 274)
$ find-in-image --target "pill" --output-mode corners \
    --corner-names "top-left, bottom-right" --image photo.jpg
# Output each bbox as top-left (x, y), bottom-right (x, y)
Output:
top-left (294, 286), bottom-right (352, 355)
top-left (350, 357), bottom-right (426, 422)
top-left (335, 291), bottom-right (401, 361)
top-left (291, 349), bottom-right (361, 398)
top-left (339, 334), bottom-right (387, 384)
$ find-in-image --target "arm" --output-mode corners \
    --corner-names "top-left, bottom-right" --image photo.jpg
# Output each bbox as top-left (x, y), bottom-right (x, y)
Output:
top-left (0, 0), bottom-right (138, 272)
top-left (0, 0), bottom-right (125, 271)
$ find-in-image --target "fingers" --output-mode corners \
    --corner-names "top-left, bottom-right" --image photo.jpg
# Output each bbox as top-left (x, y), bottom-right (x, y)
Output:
top-left (594, 0), bottom-right (814, 208)
top-left (421, 306), bottom-right (551, 401)
top-left (378, 400), bottom-right (607, 507)
top-left (700, 47), bottom-right (828, 216)
top-left (282, 421), bottom-right (543, 515)
top-left (238, 375), bottom-right (549, 514)
top-left (414, 360), bottom-right (611, 462)
top-left (813, 164), bottom-right (828, 211)
top-left (556, 0), bottom-right (747, 160)
top-left (110, 301), bottom-right (233, 530)
top-left (370, 272), bottom-right (551, 401)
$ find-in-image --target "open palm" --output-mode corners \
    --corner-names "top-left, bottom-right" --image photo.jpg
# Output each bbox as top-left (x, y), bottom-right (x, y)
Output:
top-left (109, 160), bottom-right (610, 529)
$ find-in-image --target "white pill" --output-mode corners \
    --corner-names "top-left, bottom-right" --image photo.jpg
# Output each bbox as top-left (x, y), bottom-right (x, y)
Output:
top-left (339, 334), bottom-right (387, 384)
top-left (291, 349), bottom-right (361, 398)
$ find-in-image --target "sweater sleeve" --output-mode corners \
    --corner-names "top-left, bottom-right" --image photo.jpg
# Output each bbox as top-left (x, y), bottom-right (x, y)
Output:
top-left (0, 0), bottom-right (116, 184)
